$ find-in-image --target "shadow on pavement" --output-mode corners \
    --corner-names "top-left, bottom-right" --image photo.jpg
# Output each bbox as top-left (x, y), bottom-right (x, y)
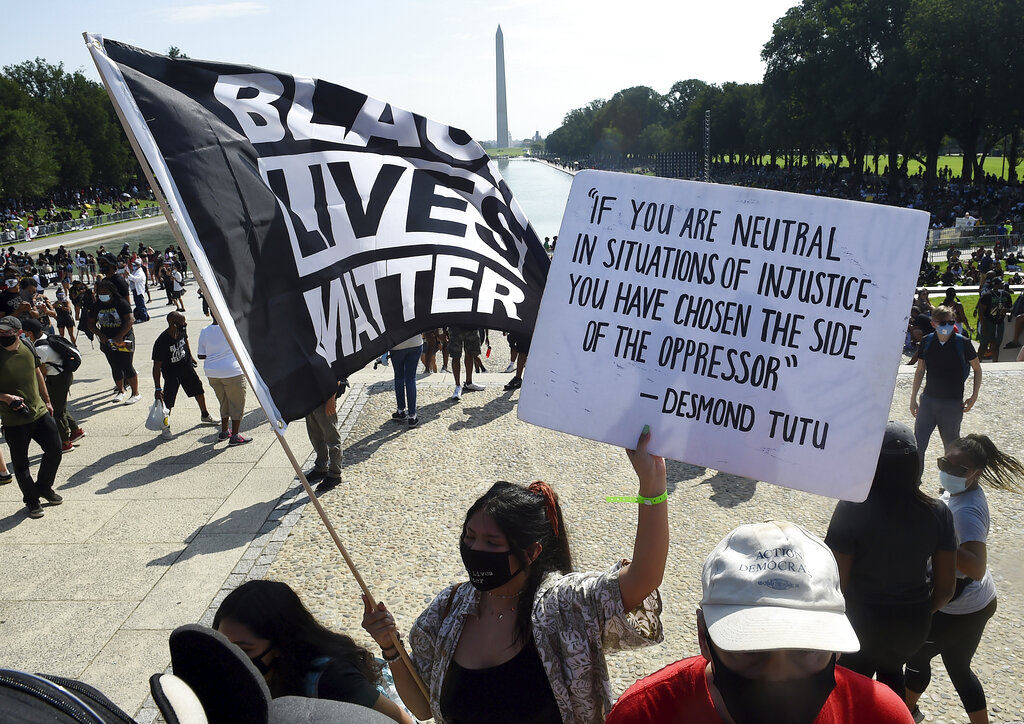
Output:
top-left (146, 487), bottom-right (308, 567)
top-left (700, 471), bottom-right (758, 508)
top-left (665, 460), bottom-right (707, 496)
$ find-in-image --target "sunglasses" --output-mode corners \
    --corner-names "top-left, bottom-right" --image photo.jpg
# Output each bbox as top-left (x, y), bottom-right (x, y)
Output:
top-left (936, 456), bottom-right (969, 478)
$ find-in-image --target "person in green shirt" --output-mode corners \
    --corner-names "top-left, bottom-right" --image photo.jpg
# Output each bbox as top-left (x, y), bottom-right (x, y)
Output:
top-left (0, 315), bottom-right (63, 518)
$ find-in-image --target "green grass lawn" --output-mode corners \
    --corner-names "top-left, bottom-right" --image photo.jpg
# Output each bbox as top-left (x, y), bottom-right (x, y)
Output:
top-left (13, 200), bottom-right (160, 227)
top-left (488, 146), bottom-right (527, 157)
top-left (724, 154), bottom-right (1024, 181)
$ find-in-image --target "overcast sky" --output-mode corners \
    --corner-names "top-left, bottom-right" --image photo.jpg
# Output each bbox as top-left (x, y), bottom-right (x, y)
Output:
top-left (3, 0), bottom-right (799, 143)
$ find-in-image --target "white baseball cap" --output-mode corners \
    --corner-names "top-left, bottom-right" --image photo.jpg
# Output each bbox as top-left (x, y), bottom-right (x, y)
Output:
top-left (700, 521), bottom-right (860, 653)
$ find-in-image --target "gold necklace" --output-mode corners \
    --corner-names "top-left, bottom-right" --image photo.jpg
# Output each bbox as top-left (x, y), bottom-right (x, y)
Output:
top-left (487, 590), bottom-right (522, 619)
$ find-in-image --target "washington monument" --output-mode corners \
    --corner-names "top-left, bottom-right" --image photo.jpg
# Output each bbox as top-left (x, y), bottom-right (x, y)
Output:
top-left (495, 25), bottom-right (509, 148)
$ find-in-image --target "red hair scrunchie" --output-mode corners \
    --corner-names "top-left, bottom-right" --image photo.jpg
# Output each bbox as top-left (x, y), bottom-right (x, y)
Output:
top-left (529, 480), bottom-right (560, 537)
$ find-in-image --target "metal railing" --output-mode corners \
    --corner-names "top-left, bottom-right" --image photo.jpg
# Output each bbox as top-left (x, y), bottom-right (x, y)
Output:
top-left (1, 206), bottom-right (163, 244)
top-left (925, 224), bottom-right (1021, 263)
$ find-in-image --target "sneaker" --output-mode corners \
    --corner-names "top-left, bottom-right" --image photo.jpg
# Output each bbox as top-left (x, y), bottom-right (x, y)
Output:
top-left (160, 426), bottom-right (174, 440)
top-left (0, 472), bottom-right (12, 485)
top-left (503, 363), bottom-right (515, 373)
top-left (440, 367), bottom-right (450, 374)
top-left (504, 376), bottom-right (523, 390)
top-left (228, 434), bottom-right (252, 446)
top-left (27, 504), bottom-right (44, 519)
top-left (41, 490), bottom-right (63, 505)
top-left (408, 415), bottom-right (418, 427)
top-left (69, 428), bottom-right (86, 443)
top-left (124, 394), bottom-right (142, 405)
top-left (451, 385), bottom-right (462, 401)
top-left (1005, 341), bottom-right (1021, 349)
top-left (303, 468), bottom-right (327, 482)
top-left (910, 706), bottom-right (924, 724)
top-left (464, 382), bottom-right (485, 392)
top-left (61, 440), bottom-right (74, 453)
top-left (392, 410), bottom-right (407, 422)
top-left (200, 413), bottom-right (219, 426)
top-left (217, 430), bottom-right (232, 441)
top-left (113, 390), bottom-right (127, 403)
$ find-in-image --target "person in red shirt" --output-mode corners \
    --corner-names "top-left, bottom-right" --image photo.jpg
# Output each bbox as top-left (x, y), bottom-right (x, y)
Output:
top-left (607, 521), bottom-right (914, 724)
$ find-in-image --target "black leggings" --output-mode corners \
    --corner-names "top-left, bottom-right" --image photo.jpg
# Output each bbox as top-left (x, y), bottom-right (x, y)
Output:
top-left (840, 597), bottom-right (933, 700)
top-left (906, 598), bottom-right (997, 713)
top-left (101, 343), bottom-right (137, 385)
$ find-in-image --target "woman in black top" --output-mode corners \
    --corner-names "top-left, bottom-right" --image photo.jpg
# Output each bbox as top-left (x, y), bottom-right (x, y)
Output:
top-left (214, 580), bottom-right (410, 723)
top-left (825, 421), bottom-right (957, 700)
top-left (88, 279), bottom-right (140, 403)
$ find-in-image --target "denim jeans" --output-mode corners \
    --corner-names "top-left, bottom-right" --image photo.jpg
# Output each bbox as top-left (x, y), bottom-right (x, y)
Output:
top-left (391, 344), bottom-right (422, 415)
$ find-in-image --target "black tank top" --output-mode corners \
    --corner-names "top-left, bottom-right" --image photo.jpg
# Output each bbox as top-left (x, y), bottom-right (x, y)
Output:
top-left (439, 640), bottom-right (561, 723)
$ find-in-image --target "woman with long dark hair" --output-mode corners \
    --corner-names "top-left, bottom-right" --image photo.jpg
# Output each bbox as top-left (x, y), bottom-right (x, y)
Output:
top-left (905, 434), bottom-right (1023, 724)
top-left (825, 421), bottom-right (957, 701)
top-left (362, 427), bottom-right (668, 723)
top-left (214, 580), bottom-right (410, 723)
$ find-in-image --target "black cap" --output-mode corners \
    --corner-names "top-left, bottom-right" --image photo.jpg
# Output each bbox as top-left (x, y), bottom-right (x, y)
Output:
top-left (880, 421), bottom-right (917, 456)
top-left (21, 318), bottom-right (42, 336)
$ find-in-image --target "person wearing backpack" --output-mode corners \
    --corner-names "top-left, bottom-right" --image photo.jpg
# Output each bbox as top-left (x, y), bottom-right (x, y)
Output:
top-left (910, 306), bottom-right (983, 468)
top-left (21, 318), bottom-right (85, 453)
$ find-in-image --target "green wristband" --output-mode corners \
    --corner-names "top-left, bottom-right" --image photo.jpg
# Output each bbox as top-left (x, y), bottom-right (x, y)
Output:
top-left (605, 491), bottom-right (668, 506)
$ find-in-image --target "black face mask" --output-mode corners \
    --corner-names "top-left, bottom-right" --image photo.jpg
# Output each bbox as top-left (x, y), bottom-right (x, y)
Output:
top-left (707, 643), bottom-right (837, 724)
top-left (249, 643), bottom-right (274, 676)
top-left (459, 539), bottom-right (522, 591)
top-left (0, 335), bottom-right (18, 348)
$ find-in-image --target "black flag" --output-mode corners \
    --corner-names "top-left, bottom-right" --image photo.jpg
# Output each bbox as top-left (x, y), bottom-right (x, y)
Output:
top-left (87, 35), bottom-right (549, 424)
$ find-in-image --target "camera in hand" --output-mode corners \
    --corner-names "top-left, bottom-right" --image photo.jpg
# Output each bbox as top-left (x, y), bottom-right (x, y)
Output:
top-left (8, 398), bottom-right (32, 416)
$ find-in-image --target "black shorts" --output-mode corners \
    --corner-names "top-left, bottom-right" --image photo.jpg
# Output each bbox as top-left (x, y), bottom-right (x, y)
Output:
top-left (507, 333), bottom-right (532, 356)
top-left (164, 367), bottom-right (204, 409)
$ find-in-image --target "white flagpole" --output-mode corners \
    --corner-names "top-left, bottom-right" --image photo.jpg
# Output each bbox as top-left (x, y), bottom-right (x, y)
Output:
top-left (83, 33), bottom-right (428, 699)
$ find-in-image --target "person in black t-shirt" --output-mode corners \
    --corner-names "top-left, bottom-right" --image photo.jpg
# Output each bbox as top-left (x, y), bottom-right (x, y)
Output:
top-left (214, 580), bottom-right (411, 723)
top-left (151, 311), bottom-right (216, 439)
top-left (88, 278), bottom-right (140, 404)
top-left (826, 421), bottom-right (957, 700)
top-left (911, 305), bottom-right (982, 466)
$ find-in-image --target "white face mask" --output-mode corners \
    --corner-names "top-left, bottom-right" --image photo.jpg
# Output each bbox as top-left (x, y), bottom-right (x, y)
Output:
top-left (940, 470), bottom-right (970, 495)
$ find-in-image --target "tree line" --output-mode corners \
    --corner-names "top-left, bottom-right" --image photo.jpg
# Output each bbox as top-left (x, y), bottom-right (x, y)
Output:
top-left (0, 59), bottom-right (138, 202)
top-left (546, 0), bottom-right (1024, 188)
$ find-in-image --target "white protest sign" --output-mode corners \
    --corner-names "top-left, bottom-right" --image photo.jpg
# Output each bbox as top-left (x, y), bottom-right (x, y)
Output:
top-left (518, 171), bottom-right (929, 502)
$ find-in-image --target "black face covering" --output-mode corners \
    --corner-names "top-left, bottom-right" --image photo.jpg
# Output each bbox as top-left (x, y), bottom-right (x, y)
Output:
top-left (459, 540), bottom-right (522, 591)
top-left (707, 643), bottom-right (837, 724)
top-left (249, 643), bottom-right (274, 676)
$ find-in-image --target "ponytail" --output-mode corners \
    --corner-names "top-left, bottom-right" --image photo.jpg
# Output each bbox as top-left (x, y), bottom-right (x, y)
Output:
top-left (954, 435), bottom-right (1024, 493)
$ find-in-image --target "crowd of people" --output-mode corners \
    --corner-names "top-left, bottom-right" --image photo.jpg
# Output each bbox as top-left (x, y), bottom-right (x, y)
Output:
top-left (0, 239), bottom-right (259, 519)
top-left (206, 421), bottom-right (1021, 724)
top-left (1, 210), bottom-right (1021, 722)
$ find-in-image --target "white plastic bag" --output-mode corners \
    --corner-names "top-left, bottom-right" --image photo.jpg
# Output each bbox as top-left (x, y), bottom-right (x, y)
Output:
top-left (145, 399), bottom-right (169, 431)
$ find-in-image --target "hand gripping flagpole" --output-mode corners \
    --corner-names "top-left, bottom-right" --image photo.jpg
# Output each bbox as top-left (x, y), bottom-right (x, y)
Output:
top-left (84, 33), bottom-right (429, 703)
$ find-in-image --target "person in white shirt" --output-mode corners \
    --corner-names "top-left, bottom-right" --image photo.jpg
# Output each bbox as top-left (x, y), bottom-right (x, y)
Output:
top-left (126, 261), bottom-right (149, 322)
top-left (196, 316), bottom-right (250, 444)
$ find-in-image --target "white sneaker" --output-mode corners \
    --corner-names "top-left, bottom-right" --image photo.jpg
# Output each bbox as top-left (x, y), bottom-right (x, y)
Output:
top-left (160, 426), bottom-right (173, 440)
top-left (464, 382), bottom-right (485, 392)
top-left (451, 385), bottom-right (462, 400)
top-left (440, 367), bottom-right (450, 374)
top-left (113, 390), bottom-right (127, 403)
top-left (503, 363), bottom-right (515, 373)
top-left (125, 394), bottom-right (142, 405)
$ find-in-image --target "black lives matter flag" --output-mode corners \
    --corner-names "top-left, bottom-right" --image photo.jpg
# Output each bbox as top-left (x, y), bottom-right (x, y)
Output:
top-left (86, 35), bottom-right (549, 424)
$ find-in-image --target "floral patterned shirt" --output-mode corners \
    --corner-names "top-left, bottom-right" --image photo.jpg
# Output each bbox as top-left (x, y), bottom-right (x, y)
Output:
top-left (408, 561), bottom-right (663, 723)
